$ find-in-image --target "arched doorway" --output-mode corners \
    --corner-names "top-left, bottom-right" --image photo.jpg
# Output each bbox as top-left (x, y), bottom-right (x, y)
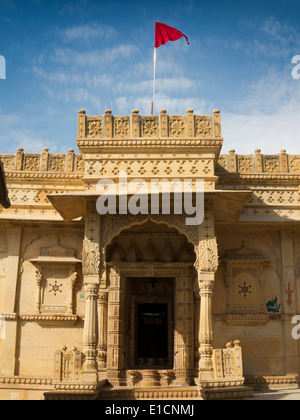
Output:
top-left (105, 221), bottom-right (196, 387)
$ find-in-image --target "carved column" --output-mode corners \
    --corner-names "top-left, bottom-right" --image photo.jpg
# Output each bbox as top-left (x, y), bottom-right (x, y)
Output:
top-left (82, 283), bottom-right (99, 383)
top-left (35, 268), bottom-right (42, 314)
top-left (67, 273), bottom-right (77, 314)
top-left (174, 274), bottom-right (194, 386)
top-left (97, 290), bottom-right (108, 374)
top-left (198, 274), bottom-right (215, 379)
top-left (81, 200), bottom-right (101, 384)
top-left (107, 267), bottom-right (126, 386)
top-left (195, 200), bottom-right (219, 382)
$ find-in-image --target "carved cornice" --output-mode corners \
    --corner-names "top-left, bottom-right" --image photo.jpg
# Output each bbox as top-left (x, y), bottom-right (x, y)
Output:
top-left (77, 138), bottom-right (223, 148)
top-left (19, 315), bottom-right (79, 326)
top-left (5, 172), bottom-right (83, 180)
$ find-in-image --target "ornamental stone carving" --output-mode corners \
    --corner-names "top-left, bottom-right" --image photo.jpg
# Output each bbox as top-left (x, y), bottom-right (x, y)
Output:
top-left (195, 238), bottom-right (219, 273)
top-left (195, 117), bottom-right (212, 137)
top-left (87, 118), bottom-right (103, 138)
top-left (82, 239), bottom-right (100, 276)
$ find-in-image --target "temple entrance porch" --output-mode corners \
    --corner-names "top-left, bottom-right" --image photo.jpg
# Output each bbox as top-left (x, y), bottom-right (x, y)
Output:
top-left (104, 221), bottom-right (196, 387)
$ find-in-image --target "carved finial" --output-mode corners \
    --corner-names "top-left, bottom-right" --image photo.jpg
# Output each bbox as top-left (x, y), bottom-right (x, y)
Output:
top-left (132, 109), bottom-right (139, 114)
top-left (187, 109), bottom-right (194, 114)
top-left (160, 109), bottom-right (167, 114)
top-left (105, 109), bottom-right (112, 115)
top-left (78, 110), bottom-right (86, 115)
top-left (213, 109), bottom-right (220, 114)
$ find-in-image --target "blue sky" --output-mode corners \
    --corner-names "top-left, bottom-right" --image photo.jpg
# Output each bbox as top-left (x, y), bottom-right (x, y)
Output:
top-left (1, 0), bottom-right (300, 154)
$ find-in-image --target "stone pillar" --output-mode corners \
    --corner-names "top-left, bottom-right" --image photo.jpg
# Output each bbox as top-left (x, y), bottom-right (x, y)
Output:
top-left (82, 283), bottom-right (99, 383)
top-left (280, 230), bottom-right (299, 375)
top-left (195, 200), bottom-right (219, 382)
top-left (1, 228), bottom-right (22, 376)
top-left (174, 275), bottom-right (194, 386)
top-left (107, 267), bottom-right (126, 386)
top-left (198, 274), bottom-right (215, 380)
top-left (97, 290), bottom-right (108, 374)
top-left (81, 200), bottom-right (101, 384)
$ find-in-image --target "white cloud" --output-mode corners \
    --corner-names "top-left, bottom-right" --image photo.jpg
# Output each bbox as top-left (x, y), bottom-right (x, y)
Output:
top-left (221, 70), bottom-right (300, 154)
top-left (51, 44), bottom-right (139, 68)
top-left (0, 114), bottom-right (48, 154)
top-left (115, 93), bottom-right (209, 116)
top-left (61, 23), bottom-right (116, 43)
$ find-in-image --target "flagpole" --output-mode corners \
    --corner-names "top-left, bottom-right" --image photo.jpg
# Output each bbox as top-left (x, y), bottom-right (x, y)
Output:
top-left (151, 47), bottom-right (157, 115)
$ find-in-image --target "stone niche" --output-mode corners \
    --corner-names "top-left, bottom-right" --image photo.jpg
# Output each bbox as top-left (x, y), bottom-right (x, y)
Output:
top-left (29, 240), bottom-right (81, 323)
top-left (224, 243), bottom-right (269, 316)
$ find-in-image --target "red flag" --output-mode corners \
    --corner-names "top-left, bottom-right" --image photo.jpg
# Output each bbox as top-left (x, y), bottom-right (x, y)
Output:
top-left (155, 22), bottom-right (190, 48)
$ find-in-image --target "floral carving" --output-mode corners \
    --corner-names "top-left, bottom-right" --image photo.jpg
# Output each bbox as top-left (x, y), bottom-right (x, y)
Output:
top-left (23, 155), bottom-right (40, 171)
top-left (74, 156), bottom-right (84, 172)
top-left (195, 117), bottom-right (212, 137)
top-left (142, 119), bottom-right (159, 137)
top-left (289, 158), bottom-right (300, 173)
top-left (238, 156), bottom-right (254, 173)
top-left (82, 238), bottom-right (101, 276)
top-left (0, 155), bottom-right (15, 171)
top-left (264, 157), bottom-right (280, 173)
top-left (114, 118), bottom-right (130, 138)
top-left (87, 119), bottom-right (102, 138)
top-left (49, 156), bottom-right (66, 172)
top-left (169, 117), bottom-right (186, 137)
top-left (195, 238), bottom-right (219, 272)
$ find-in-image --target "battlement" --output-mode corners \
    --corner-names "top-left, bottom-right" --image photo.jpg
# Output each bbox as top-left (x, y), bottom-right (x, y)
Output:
top-left (0, 148), bottom-right (83, 174)
top-left (217, 149), bottom-right (300, 175)
top-left (77, 109), bottom-right (222, 140)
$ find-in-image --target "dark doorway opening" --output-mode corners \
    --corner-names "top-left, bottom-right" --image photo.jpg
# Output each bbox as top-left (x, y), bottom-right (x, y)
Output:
top-left (136, 303), bottom-right (169, 366)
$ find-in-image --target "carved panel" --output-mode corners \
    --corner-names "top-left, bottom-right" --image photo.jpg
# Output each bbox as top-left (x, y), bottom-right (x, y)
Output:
top-left (29, 241), bottom-right (81, 315)
top-left (212, 341), bottom-right (244, 380)
top-left (48, 155), bottom-right (66, 172)
top-left (238, 156), bottom-right (254, 173)
top-left (87, 117), bottom-right (103, 138)
top-left (114, 117), bottom-right (130, 138)
top-left (195, 117), bottom-right (212, 137)
top-left (74, 155), bottom-right (84, 172)
top-left (224, 244), bottom-right (268, 314)
top-left (141, 117), bottom-right (159, 138)
top-left (169, 117), bottom-right (186, 137)
top-left (263, 156), bottom-right (280, 173)
top-left (0, 155), bottom-right (15, 171)
top-left (23, 154), bottom-right (41, 172)
top-left (217, 155), bottom-right (229, 172)
top-left (54, 346), bottom-right (83, 383)
top-left (0, 230), bottom-right (8, 277)
top-left (289, 156), bottom-right (300, 173)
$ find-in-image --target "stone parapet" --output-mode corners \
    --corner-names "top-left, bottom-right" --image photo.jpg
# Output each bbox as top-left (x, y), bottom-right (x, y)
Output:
top-left (77, 109), bottom-right (223, 140)
top-left (0, 148), bottom-right (83, 174)
top-left (218, 150), bottom-right (300, 175)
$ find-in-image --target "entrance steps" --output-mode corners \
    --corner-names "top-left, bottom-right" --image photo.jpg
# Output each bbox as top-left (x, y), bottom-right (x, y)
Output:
top-left (98, 385), bottom-right (253, 400)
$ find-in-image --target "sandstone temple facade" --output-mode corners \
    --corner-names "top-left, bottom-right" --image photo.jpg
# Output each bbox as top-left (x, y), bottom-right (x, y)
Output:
top-left (0, 109), bottom-right (299, 400)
